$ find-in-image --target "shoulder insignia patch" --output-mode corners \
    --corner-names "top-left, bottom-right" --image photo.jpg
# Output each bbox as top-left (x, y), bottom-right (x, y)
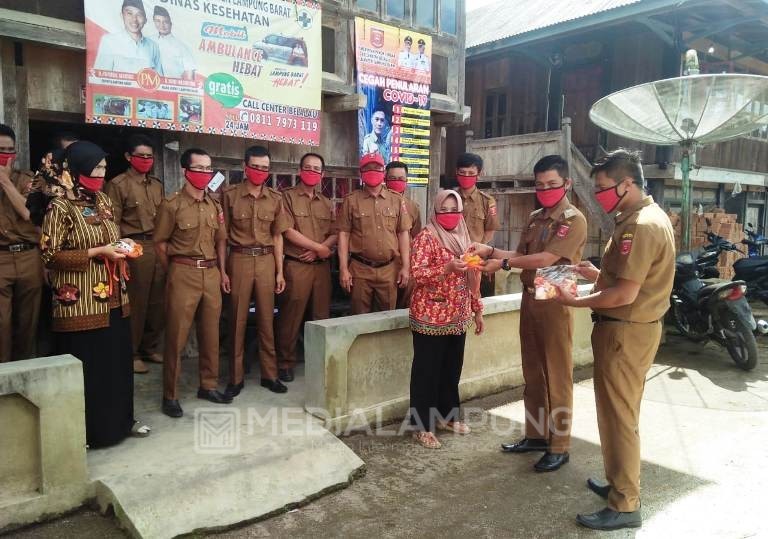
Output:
top-left (620, 232), bottom-right (633, 255)
top-left (557, 224), bottom-right (571, 238)
top-left (489, 204), bottom-right (497, 217)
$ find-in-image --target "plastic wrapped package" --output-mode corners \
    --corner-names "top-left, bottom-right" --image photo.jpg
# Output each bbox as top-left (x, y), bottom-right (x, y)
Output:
top-left (534, 265), bottom-right (578, 300)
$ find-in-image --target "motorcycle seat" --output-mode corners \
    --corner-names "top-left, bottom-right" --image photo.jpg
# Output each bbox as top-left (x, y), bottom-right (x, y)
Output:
top-left (697, 283), bottom-right (722, 298)
top-left (733, 257), bottom-right (768, 272)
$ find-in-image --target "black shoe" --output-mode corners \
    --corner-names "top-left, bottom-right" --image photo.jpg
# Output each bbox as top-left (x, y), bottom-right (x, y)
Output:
top-left (196, 388), bottom-right (233, 404)
top-left (500, 438), bottom-right (548, 453)
top-left (261, 378), bottom-right (288, 393)
top-left (278, 368), bottom-right (294, 382)
top-left (225, 381), bottom-right (244, 399)
top-left (162, 399), bottom-right (183, 418)
top-left (576, 507), bottom-right (642, 530)
top-left (534, 452), bottom-right (569, 472)
top-left (587, 478), bottom-right (611, 499)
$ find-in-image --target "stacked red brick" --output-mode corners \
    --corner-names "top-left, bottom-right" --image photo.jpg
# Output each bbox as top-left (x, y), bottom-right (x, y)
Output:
top-left (667, 209), bottom-right (746, 280)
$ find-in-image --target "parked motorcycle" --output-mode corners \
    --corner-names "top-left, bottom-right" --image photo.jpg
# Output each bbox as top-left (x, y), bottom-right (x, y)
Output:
top-left (743, 223), bottom-right (768, 258)
top-left (670, 232), bottom-right (759, 371)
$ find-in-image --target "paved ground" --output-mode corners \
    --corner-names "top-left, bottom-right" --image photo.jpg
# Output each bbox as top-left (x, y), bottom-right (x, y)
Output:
top-left (8, 324), bottom-right (768, 539)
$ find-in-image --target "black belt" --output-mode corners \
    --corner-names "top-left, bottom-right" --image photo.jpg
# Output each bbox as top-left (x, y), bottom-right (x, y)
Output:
top-left (231, 245), bottom-right (274, 256)
top-left (351, 253), bottom-right (394, 268)
top-left (126, 233), bottom-right (153, 241)
top-left (285, 254), bottom-right (326, 265)
top-left (0, 243), bottom-right (36, 252)
top-left (591, 313), bottom-right (660, 324)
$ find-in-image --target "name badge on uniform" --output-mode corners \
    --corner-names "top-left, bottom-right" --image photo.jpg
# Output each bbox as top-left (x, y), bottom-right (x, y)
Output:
top-left (620, 232), bottom-right (633, 255)
top-left (556, 224), bottom-right (570, 238)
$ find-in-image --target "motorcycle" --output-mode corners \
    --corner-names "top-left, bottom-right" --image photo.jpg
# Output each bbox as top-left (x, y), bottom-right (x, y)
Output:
top-left (742, 223), bottom-right (768, 258)
top-left (670, 231), bottom-right (759, 371)
top-left (733, 226), bottom-right (768, 306)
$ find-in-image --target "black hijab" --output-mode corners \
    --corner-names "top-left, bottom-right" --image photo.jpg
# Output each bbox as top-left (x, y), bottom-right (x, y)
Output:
top-left (66, 140), bottom-right (107, 181)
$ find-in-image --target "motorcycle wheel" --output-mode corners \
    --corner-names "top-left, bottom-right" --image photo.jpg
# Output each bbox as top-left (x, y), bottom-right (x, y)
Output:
top-left (670, 301), bottom-right (707, 342)
top-left (723, 317), bottom-right (758, 371)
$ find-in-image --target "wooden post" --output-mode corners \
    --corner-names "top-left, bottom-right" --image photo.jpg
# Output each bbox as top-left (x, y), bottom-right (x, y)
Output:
top-left (0, 40), bottom-right (30, 170)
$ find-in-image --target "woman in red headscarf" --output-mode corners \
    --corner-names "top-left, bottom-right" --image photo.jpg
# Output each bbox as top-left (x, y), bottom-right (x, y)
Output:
top-left (408, 189), bottom-right (484, 449)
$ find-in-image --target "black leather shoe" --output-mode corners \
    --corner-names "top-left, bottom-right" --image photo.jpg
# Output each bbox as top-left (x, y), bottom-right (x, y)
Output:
top-left (278, 368), bottom-right (294, 382)
top-left (261, 378), bottom-right (288, 393)
top-left (197, 388), bottom-right (233, 404)
top-left (576, 507), bottom-right (642, 530)
top-left (587, 478), bottom-right (611, 499)
top-left (500, 438), bottom-right (548, 453)
top-left (534, 452), bottom-right (569, 472)
top-left (162, 399), bottom-right (183, 418)
top-left (225, 381), bottom-right (244, 399)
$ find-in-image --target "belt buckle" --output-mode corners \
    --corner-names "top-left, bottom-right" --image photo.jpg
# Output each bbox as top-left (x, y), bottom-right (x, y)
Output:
top-left (195, 259), bottom-right (207, 269)
top-left (9, 244), bottom-right (23, 253)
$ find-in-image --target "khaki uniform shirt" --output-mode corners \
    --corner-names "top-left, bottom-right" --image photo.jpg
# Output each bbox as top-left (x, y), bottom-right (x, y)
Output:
top-left (282, 186), bottom-right (335, 259)
top-left (337, 188), bottom-right (412, 263)
top-left (518, 198), bottom-right (587, 287)
top-left (221, 183), bottom-right (291, 247)
top-left (403, 196), bottom-right (422, 238)
top-left (105, 168), bottom-right (164, 236)
top-left (0, 170), bottom-right (39, 246)
top-left (594, 196), bottom-right (675, 323)
top-left (153, 189), bottom-right (226, 259)
top-left (461, 188), bottom-right (499, 242)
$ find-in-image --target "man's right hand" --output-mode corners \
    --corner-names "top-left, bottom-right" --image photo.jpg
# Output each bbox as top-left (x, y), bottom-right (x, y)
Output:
top-left (315, 244), bottom-right (332, 259)
top-left (340, 269), bottom-right (353, 293)
top-left (469, 242), bottom-right (493, 258)
top-left (575, 261), bottom-right (600, 282)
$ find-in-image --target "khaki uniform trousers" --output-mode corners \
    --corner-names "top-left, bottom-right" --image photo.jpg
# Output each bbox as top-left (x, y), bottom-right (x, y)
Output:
top-left (163, 262), bottom-right (222, 399)
top-left (592, 319), bottom-right (662, 512)
top-left (229, 252), bottom-right (277, 383)
top-left (0, 249), bottom-right (43, 362)
top-left (276, 258), bottom-right (331, 370)
top-left (126, 239), bottom-right (165, 360)
top-left (519, 291), bottom-right (574, 453)
top-left (350, 259), bottom-right (397, 315)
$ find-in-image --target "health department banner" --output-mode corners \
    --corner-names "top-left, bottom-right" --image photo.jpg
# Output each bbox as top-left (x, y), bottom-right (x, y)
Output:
top-left (84, 0), bottom-right (322, 145)
top-left (355, 17), bottom-right (431, 186)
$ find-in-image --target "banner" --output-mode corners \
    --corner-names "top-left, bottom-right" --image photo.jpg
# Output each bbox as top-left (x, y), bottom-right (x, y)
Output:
top-left (84, 0), bottom-right (322, 145)
top-left (355, 17), bottom-right (431, 186)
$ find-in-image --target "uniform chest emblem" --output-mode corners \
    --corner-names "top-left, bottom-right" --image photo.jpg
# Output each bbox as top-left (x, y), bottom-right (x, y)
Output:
top-left (620, 233), bottom-right (633, 255)
top-left (489, 205), bottom-right (497, 217)
top-left (556, 224), bottom-right (570, 238)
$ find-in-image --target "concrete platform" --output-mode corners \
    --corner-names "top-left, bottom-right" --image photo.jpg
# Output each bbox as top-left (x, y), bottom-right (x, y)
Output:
top-left (87, 362), bottom-right (364, 539)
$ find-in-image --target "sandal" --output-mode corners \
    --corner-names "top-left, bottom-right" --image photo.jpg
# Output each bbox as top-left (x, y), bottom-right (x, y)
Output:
top-left (437, 421), bottom-right (471, 435)
top-left (412, 431), bottom-right (441, 449)
top-left (131, 420), bottom-right (151, 438)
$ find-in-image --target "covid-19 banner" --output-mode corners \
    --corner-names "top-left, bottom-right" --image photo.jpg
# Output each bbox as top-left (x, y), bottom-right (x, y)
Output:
top-left (355, 17), bottom-right (431, 185)
top-left (84, 0), bottom-right (322, 145)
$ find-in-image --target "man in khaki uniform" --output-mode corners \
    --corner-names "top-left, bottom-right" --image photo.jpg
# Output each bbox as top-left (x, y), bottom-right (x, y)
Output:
top-left (106, 134), bottom-right (165, 374)
top-left (221, 145), bottom-right (291, 396)
top-left (154, 148), bottom-right (231, 418)
top-left (338, 152), bottom-right (412, 315)
top-left (555, 149), bottom-right (675, 531)
top-left (476, 155), bottom-right (587, 472)
top-left (385, 160), bottom-right (421, 309)
top-left (0, 124), bottom-right (43, 362)
top-left (276, 153), bottom-right (337, 382)
top-left (455, 153), bottom-right (499, 297)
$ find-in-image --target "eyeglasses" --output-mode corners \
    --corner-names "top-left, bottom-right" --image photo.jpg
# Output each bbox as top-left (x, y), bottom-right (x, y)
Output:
top-left (247, 164), bottom-right (270, 172)
top-left (188, 165), bottom-right (214, 172)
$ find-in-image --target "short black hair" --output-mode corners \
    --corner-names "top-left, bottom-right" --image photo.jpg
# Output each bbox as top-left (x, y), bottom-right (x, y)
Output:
top-left (153, 5), bottom-right (170, 18)
top-left (126, 134), bottom-right (154, 153)
top-left (300, 152), bottom-right (325, 170)
top-left (244, 145), bottom-right (270, 162)
top-left (180, 148), bottom-right (210, 168)
top-left (53, 131), bottom-right (78, 147)
top-left (456, 152), bottom-right (483, 172)
top-left (533, 155), bottom-right (569, 179)
top-left (591, 148), bottom-right (645, 188)
top-left (386, 161), bottom-right (408, 175)
top-left (0, 124), bottom-right (16, 143)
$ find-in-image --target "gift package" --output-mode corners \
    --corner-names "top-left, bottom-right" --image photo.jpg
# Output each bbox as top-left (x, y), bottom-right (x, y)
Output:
top-left (534, 265), bottom-right (578, 300)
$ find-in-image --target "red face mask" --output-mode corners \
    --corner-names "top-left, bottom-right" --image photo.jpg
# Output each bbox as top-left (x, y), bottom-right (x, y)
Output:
top-left (78, 174), bottom-right (104, 192)
top-left (361, 170), bottom-right (385, 187)
top-left (245, 166), bottom-right (270, 185)
top-left (456, 174), bottom-right (477, 190)
top-left (185, 169), bottom-right (214, 190)
top-left (535, 185), bottom-right (567, 208)
top-left (0, 152), bottom-right (16, 167)
top-left (386, 179), bottom-right (407, 193)
top-left (436, 212), bottom-right (462, 231)
top-left (595, 184), bottom-right (626, 214)
top-left (299, 170), bottom-right (322, 187)
top-left (130, 155), bottom-right (154, 174)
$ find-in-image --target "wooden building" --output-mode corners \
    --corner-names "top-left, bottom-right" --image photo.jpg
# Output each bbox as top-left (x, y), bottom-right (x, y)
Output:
top-left (448, 0), bottom-right (768, 256)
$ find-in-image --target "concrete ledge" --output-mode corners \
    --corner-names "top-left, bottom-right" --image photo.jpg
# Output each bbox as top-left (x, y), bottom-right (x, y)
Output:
top-left (305, 287), bottom-right (594, 432)
top-left (0, 355), bottom-right (91, 532)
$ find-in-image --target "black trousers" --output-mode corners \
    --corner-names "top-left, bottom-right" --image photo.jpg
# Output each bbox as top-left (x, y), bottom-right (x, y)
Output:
top-left (409, 331), bottom-right (467, 432)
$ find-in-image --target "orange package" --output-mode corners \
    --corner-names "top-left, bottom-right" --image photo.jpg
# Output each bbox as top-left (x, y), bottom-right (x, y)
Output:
top-left (113, 240), bottom-right (143, 258)
top-left (461, 252), bottom-right (483, 269)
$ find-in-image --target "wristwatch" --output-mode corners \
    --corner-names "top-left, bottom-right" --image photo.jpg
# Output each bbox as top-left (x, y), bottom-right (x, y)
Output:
top-left (501, 258), bottom-right (511, 271)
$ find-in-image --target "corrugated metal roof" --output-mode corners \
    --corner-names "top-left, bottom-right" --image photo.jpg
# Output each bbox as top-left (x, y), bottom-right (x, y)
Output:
top-left (466, 0), bottom-right (643, 49)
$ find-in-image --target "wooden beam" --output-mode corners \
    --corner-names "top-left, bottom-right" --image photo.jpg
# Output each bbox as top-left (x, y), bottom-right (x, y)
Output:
top-left (686, 36), bottom-right (768, 73)
top-left (323, 94), bottom-right (366, 113)
top-left (0, 9), bottom-right (84, 50)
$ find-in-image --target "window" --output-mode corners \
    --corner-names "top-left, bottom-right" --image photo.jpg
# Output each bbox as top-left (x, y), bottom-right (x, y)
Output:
top-left (415, 0), bottom-right (435, 28)
top-left (356, 0), bottom-right (378, 11)
top-left (484, 91), bottom-right (508, 138)
top-left (322, 26), bottom-right (336, 73)
top-left (440, 0), bottom-right (457, 34)
top-left (386, 0), bottom-right (405, 18)
top-left (432, 54), bottom-right (448, 94)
